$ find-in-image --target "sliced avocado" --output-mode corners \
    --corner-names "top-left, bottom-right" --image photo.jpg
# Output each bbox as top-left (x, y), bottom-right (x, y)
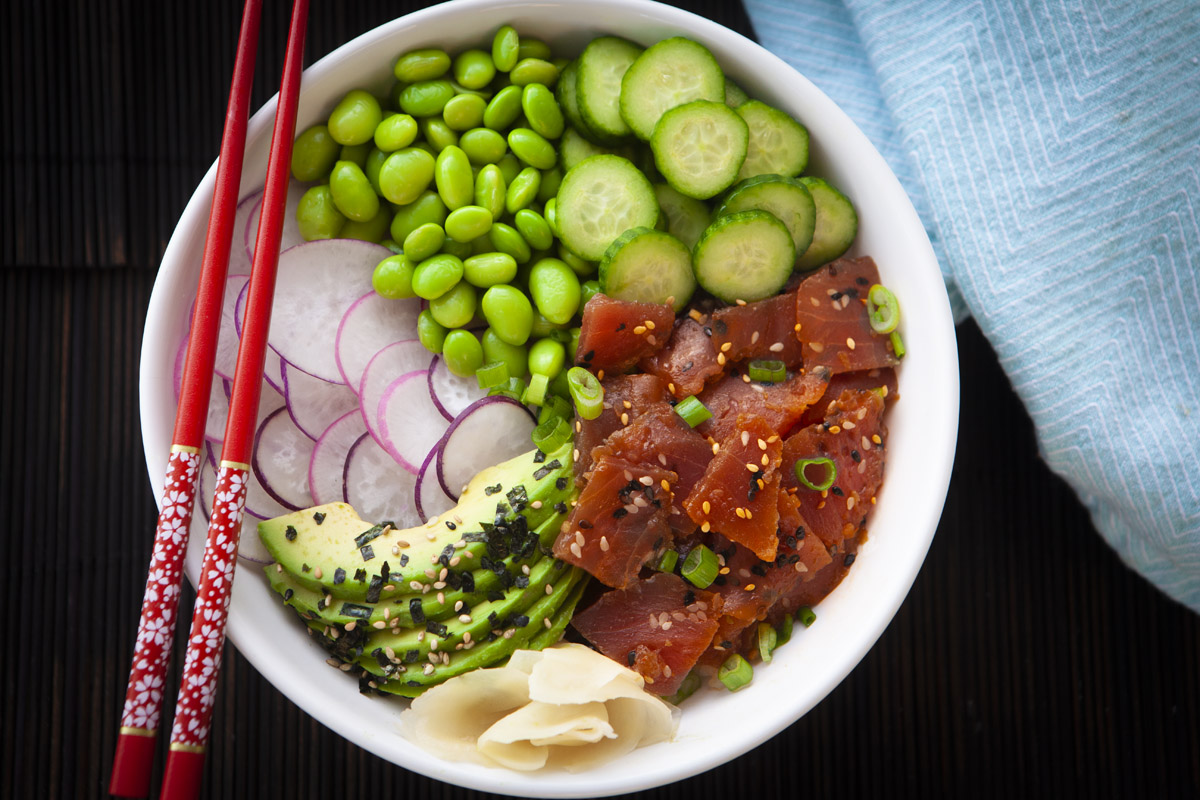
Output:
top-left (526, 572), bottom-right (587, 650)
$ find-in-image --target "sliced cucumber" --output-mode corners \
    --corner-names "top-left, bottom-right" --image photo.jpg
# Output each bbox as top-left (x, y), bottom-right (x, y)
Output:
top-left (795, 177), bottom-right (858, 270)
top-left (693, 209), bottom-right (795, 303)
top-left (599, 227), bottom-right (696, 312)
top-left (577, 36), bottom-right (643, 144)
top-left (556, 154), bottom-right (658, 261)
top-left (717, 174), bottom-right (815, 260)
top-left (654, 183), bottom-right (710, 251)
top-left (556, 59), bottom-right (590, 135)
top-left (620, 37), bottom-right (725, 141)
top-left (560, 126), bottom-right (626, 171)
top-left (651, 100), bottom-right (748, 200)
top-left (735, 100), bottom-right (810, 180)
top-left (725, 80), bottom-right (750, 108)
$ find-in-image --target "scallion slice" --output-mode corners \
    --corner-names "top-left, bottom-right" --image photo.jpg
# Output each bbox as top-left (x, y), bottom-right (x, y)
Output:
top-left (747, 359), bottom-right (786, 383)
top-left (475, 361), bottom-right (510, 389)
top-left (681, 544), bottom-right (718, 589)
top-left (565, 366), bottom-right (604, 420)
top-left (794, 457), bottom-right (837, 492)
top-left (778, 613), bottom-right (794, 645)
top-left (488, 377), bottom-right (527, 401)
top-left (890, 329), bottom-right (906, 359)
top-left (757, 622), bottom-right (778, 663)
top-left (718, 653), bottom-right (753, 691)
top-left (537, 394), bottom-right (572, 426)
top-left (522, 373), bottom-right (549, 406)
top-left (674, 395), bottom-right (712, 428)
top-left (656, 549), bottom-right (679, 573)
top-left (664, 670), bottom-right (702, 705)
top-left (797, 606), bottom-right (817, 628)
top-left (531, 416), bottom-right (571, 452)
top-left (866, 283), bottom-right (900, 334)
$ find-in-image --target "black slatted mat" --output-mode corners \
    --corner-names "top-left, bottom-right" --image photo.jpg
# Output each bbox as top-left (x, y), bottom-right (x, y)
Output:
top-left (2, 1), bottom-right (1197, 797)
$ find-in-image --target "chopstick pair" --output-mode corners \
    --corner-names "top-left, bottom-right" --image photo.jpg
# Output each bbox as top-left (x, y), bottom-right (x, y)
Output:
top-left (110, 0), bottom-right (309, 797)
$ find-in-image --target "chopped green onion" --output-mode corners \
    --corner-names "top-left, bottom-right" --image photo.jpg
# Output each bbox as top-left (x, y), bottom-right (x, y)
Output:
top-left (522, 373), bottom-right (549, 406)
top-left (794, 457), bottom-right (837, 492)
top-left (866, 284), bottom-right (900, 334)
top-left (475, 361), bottom-right (509, 389)
top-left (890, 329), bottom-right (906, 359)
top-left (537, 394), bottom-right (572, 426)
top-left (488, 377), bottom-right (527, 401)
top-left (565, 366), bottom-right (604, 420)
top-left (717, 653), bottom-right (753, 691)
top-left (747, 359), bottom-right (786, 383)
top-left (656, 549), bottom-right (679, 573)
top-left (757, 622), bottom-right (778, 663)
top-left (531, 415), bottom-right (572, 451)
top-left (548, 367), bottom-right (571, 400)
top-left (778, 613), bottom-right (794, 645)
top-left (674, 395), bottom-right (712, 428)
top-left (797, 606), bottom-right (817, 628)
top-left (664, 670), bottom-right (702, 705)
top-left (680, 544), bottom-right (718, 589)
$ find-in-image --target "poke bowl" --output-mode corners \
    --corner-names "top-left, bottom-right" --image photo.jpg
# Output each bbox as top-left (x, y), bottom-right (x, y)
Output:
top-left (138, 0), bottom-right (959, 796)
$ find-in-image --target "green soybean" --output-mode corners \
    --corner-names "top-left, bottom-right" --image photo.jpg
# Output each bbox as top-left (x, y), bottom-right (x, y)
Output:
top-left (580, 280), bottom-right (601, 307)
top-left (481, 285), bottom-right (534, 345)
top-left (505, 167), bottom-right (541, 214)
top-left (403, 222), bottom-right (445, 261)
top-left (492, 26), bottom-right (520, 72)
top-left (521, 83), bottom-right (565, 140)
top-left (374, 113), bottom-right (418, 152)
top-left (528, 258), bottom-right (581, 325)
top-left (442, 94), bottom-right (487, 131)
top-left (543, 197), bottom-right (559, 236)
top-left (411, 253), bottom-right (464, 300)
top-left (474, 165), bottom-right (506, 218)
top-left (509, 58), bottom-right (559, 87)
top-left (453, 49), bottom-right (496, 91)
top-left (420, 117), bottom-right (460, 152)
top-left (459, 128), bottom-right (508, 166)
top-left (373, 254), bottom-right (417, 299)
top-left (441, 329), bottom-right (484, 377)
top-left (328, 160), bottom-right (379, 222)
top-left (530, 310), bottom-right (568, 338)
top-left (528, 337), bottom-right (566, 378)
top-left (378, 148), bottom-right (436, 205)
top-left (291, 124), bottom-right (339, 182)
top-left (364, 147), bottom-right (388, 194)
top-left (417, 309), bottom-right (449, 353)
top-left (483, 85), bottom-right (523, 131)
top-left (482, 328), bottom-right (527, 380)
top-left (441, 238), bottom-right (473, 260)
top-left (328, 90), bottom-right (383, 146)
top-left (514, 208), bottom-right (553, 250)
top-left (507, 128), bottom-right (557, 170)
top-left (558, 244), bottom-right (596, 277)
top-left (296, 185), bottom-right (345, 240)
top-left (399, 80), bottom-right (456, 117)
top-left (444, 205), bottom-right (494, 243)
top-left (394, 48), bottom-right (451, 83)
top-left (340, 205), bottom-right (391, 243)
top-left (537, 166), bottom-right (562, 203)
top-left (517, 39), bottom-right (552, 61)
top-left (429, 280), bottom-right (478, 329)
top-left (381, 239), bottom-right (403, 255)
top-left (434, 146), bottom-right (474, 210)
top-left (339, 142), bottom-right (371, 167)
top-left (489, 222), bottom-right (531, 263)
top-left (495, 153), bottom-right (523, 185)
top-left (463, 252), bottom-right (518, 287)
top-left (389, 190), bottom-right (447, 242)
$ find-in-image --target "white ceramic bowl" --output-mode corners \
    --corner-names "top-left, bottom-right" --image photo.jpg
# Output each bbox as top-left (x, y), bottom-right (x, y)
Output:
top-left (140, 0), bottom-right (959, 795)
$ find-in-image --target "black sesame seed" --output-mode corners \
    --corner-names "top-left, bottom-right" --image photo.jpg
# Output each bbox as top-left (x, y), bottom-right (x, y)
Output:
top-left (554, 501), bottom-right (567, 514)
top-left (512, 614), bottom-right (529, 628)
top-left (703, 326), bottom-right (713, 337)
top-left (612, 507), bottom-right (628, 519)
top-left (445, 521), bottom-right (457, 531)
top-left (616, 323), bottom-right (626, 331)
top-left (844, 553), bottom-right (857, 567)
top-left (855, 276), bottom-right (869, 286)
top-left (683, 590), bottom-right (695, 606)
top-left (578, 520), bottom-right (593, 529)
top-left (714, 319), bottom-right (728, 335)
top-left (795, 526), bottom-right (805, 540)
top-left (851, 450), bottom-right (862, 462)
top-left (582, 349), bottom-right (595, 362)
top-left (282, 588), bottom-right (294, 602)
top-left (831, 486), bottom-right (844, 496)
top-left (627, 651), bottom-right (636, 666)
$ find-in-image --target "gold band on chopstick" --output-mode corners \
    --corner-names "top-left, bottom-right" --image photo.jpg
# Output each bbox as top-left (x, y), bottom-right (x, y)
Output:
top-left (170, 444), bottom-right (201, 455)
top-left (119, 726), bottom-right (156, 738)
top-left (219, 460), bottom-right (251, 471)
top-left (168, 742), bottom-right (206, 754)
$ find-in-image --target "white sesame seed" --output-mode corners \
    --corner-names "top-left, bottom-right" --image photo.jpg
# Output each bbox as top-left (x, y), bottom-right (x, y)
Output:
top-left (750, 331), bottom-right (760, 344)
top-left (459, 614), bottom-right (472, 624)
top-left (454, 600), bottom-right (463, 612)
top-left (846, 337), bottom-right (856, 350)
top-left (600, 536), bottom-right (610, 552)
top-left (409, 580), bottom-right (423, 591)
top-left (570, 542), bottom-right (583, 558)
top-left (575, 531), bottom-right (585, 547)
top-left (809, 341), bottom-right (825, 353)
top-left (769, 342), bottom-right (784, 352)
top-left (544, 618), bottom-right (553, 629)
top-left (741, 431), bottom-right (750, 446)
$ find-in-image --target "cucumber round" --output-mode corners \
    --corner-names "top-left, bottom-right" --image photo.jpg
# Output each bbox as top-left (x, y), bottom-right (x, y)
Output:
top-left (599, 227), bottom-right (695, 312)
top-left (560, 126), bottom-right (626, 171)
top-left (556, 154), bottom-right (658, 261)
top-left (693, 209), bottom-right (795, 304)
top-left (735, 100), bottom-right (810, 180)
top-left (795, 177), bottom-right (857, 271)
top-left (577, 36), bottom-right (643, 144)
top-left (620, 37), bottom-right (725, 141)
top-left (717, 174), bottom-right (816, 260)
top-left (650, 100), bottom-right (748, 200)
top-left (555, 59), bottom-right (591, 136)
top-left (724, 80), bottom-right (750, 108)
top-left (653, 183), bottom-right (710, 251)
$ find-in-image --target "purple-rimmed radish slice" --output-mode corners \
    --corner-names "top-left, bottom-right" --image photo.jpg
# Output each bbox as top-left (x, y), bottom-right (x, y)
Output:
top-left (282, 360), bottom-right (358, 440)
top-left (427, 355), bottom-right (488, 421)
top-left (343, 433), bottom-right (420, 527)
top-left (358, 340), bottom-right (434, 459)
top-left (199, 459), bottom-right (274, 564)
top-left (233, 279), bottom-right (288, 393)
top-left (214, 274), bottom-right (251, 381)
top-left (436, 396), bottom-right (537, 500)
top-left (206, 441), bottom-right (292, 524)
top-left (377, 369), bottom-right (450, 473)
top-left (251, 407), bottom-right (316, 511)
top-left (335, 291), bottom-right (422, 391)
top-left (415, 443), bottom-right (455, 521)
top-left (308, 410), bottom-right (366, 505)
top-left (230, 189), bottom-right (262, 275)
top-left (246, 179), bottom-right (306, 261)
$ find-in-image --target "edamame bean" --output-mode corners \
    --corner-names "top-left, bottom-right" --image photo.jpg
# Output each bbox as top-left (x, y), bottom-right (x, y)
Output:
top-left (458, 128), bottom-right (507, 166)
top-left (517, 39), bottom-right (552, 61)
top-left (296, 185), bottom-right (345, 240)
top-left (558, 244), bottom-right (596, 277)
top-left (381, 239), bottom-right (403, 255)
top-left (442, 94), bottom-right (487, 131)
top-left (417, 308), bottom-right (449, 353)
top-left (444, 205), bottom-right (494, 243)
top-left (505, 167), bottom-right (541, 214)
top-left (420, 117), bottom-right (459, 152)
top-left (441, 238), bottom-right (473, 260)
top-left (521, 84), bottom-right (564, 140)
top-left (529, 258), bottom-right (581, 325)
top-left (373, 254), bottom-right (417, 299)
top-left (399, 80), bottom-right (456, 117)
top-left (509, 58), bottom-right (559, 87)
top-left (488, 222), bottom-right (531, 263)
top-left (463, 252), bottom-right (518, 287)
top-left (514, 208), bottom-right (553, 250)
top-left (449, 81), bottom-right (493, 101)
top-left (530, 311), bottom-right (567, 338)
top-left (537, 166), bottom-right (562, 203)
top-left (434, 146), bottom-right (473, 210)
top-left (291, 124), bottom-right (339, 182)
top-left (379, 148), bottom-right (436, 205)
top-left (543, 197), bottom-right (559, 236)
top-left (507, 128), bottom-right (557, 170)
top-left (374, 113), bottom-right (418, 152)
top-left (364, 147), bottom-right (388, 195)
top-left (483, 85), bottom-right (523, 131)
top-left (429, 280), bottom-right (478, 329)
top-left (580, 280), bottom-right (601, 307)
top-left (441, 329), bottom-right (484, 377)
top-left (491, 25), bottom-right (520, 72)
top-left (329, 160), bottom-right (379, 222)
top-left (339, 142), bottom-right (371, 167)
top-left (394, 49), bottom-right (451, 83)
top-left (403, 222), bottom-right (445, 261)
top-left (473, 165), bottom-right (506, 219)
top-left (481, 285), bottom-right (534, 345)
top-left (389, 190), bottom-right (447, 243)
top-left (482, 328), bottom-right (526, 380)
top-left (528, 337), bottom-right (566, 378)
top-left (340, 205), bottom-right (391, 243)
top-left (411, 253), bottom-right (464, 300)
top-left (328, 90), bottom-right (383, 146)
top-left (453, 49), bottom-right (496, 91)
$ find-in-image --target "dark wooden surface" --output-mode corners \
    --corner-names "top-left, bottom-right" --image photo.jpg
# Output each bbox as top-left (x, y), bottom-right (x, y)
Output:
top-left (3, 1), bottom-right (1198, 797)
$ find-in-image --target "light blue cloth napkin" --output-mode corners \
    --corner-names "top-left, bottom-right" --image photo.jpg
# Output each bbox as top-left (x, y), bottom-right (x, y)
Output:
top-left (745, 0), bottom-right (1200, 612)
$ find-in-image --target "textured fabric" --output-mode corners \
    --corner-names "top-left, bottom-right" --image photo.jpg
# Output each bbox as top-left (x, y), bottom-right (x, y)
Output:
top-left (746, 0), bottom-right (1200, 612)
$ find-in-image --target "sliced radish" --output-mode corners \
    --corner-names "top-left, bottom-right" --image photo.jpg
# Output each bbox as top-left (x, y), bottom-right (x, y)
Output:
top-left (428, 354), bottom-right (489, 421)
top-left (202, 444), bottom-right (287, 559)
top-left (308, 410), bottom-right (367, 505)
top-left (282, 360), bottom-right (358, 440)
top-left (229, 190), bottom-right (262, 276)
top-left (214, 274), bottom-right (251, 381)
top-left (415, 443), bottom-right (456, 521)
top-left (335, 291), bottom-right (423, 391)
top-left (436, 397), bottom-right (537, 500)
top-left (205, 380), bottom-right (231, 444)
top-left (246, 179), bottom-right (306, 261)
top-left (358, 340), bottom-right (437, 463)
top-left (377, 370), bottom-right (451, 473)
top-left (343, 433), bottom-right (420, 527)
top-left (233, 280), bottom-right (299, 394)
top-left (252, 407), bottom-right (316, 511)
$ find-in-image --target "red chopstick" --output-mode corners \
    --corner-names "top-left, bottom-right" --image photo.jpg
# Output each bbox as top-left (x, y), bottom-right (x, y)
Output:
top-left (158, 0), bottom-right (309, 797)
top-left (110, 0), bottom-right (263, 795)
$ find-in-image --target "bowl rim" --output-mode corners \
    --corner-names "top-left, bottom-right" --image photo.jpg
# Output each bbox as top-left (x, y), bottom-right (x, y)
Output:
top-left (139, 0), bottom-right (960, 795)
